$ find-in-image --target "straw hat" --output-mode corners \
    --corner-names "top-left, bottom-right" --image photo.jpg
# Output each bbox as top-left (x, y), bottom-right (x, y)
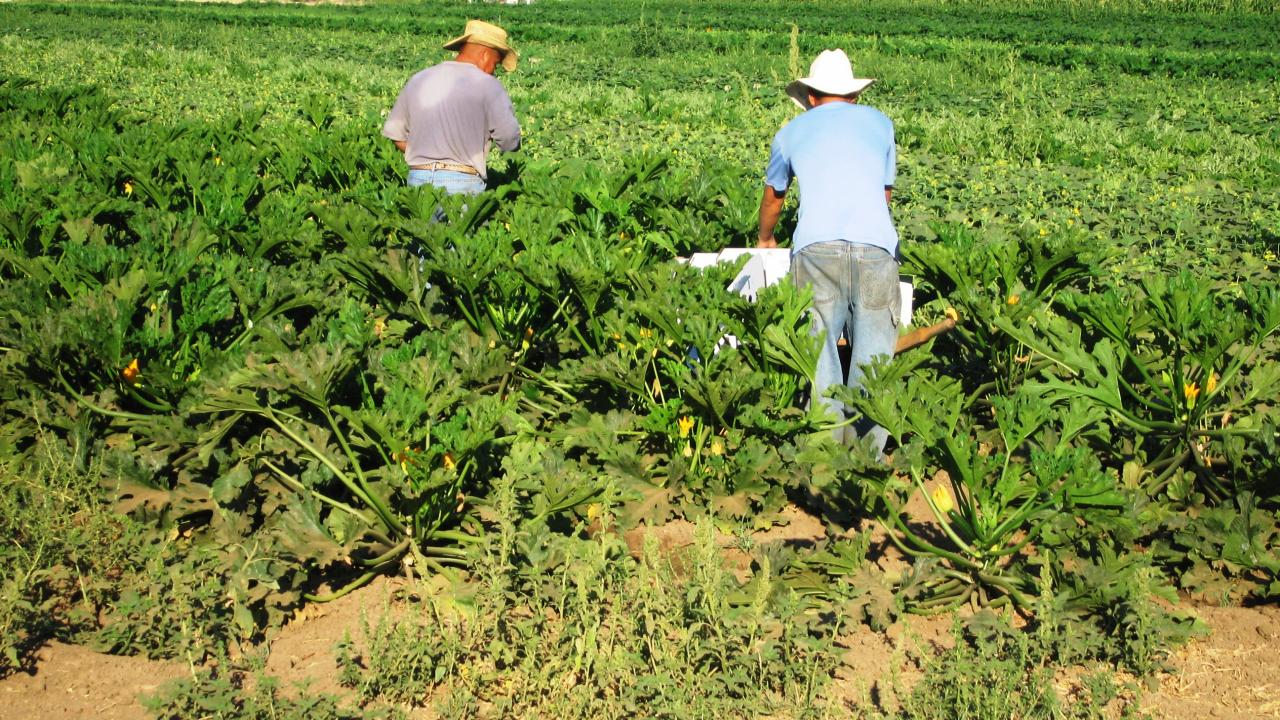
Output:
top-left (444, 20), bottom-right (518, 72)
top-left (785, 49), bottom-right (874, 110)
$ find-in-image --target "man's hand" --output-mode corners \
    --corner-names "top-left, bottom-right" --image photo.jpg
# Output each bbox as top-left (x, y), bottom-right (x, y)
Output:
top-left (758, 184), bottom-right (786, 249)
top-left (393, 139), bottom-right (407, 153)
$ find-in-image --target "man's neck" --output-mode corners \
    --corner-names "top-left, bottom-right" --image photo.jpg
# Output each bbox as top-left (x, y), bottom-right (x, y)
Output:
top-left (454, 45), bottom-right (496, 74)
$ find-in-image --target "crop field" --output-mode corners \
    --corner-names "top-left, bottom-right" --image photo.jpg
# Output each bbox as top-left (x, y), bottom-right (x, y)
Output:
top-left (1, 0), bottom-right (1278, 717)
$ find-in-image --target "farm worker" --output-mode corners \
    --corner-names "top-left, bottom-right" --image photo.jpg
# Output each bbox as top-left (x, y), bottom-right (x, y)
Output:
top-left (382, 19), bottom-right (522, 194)
top-left (757, 49), bottom-right (899, 453)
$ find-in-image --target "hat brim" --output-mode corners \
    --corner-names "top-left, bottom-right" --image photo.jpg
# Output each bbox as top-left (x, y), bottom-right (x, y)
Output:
top-left (443, 34), bottom-right (519, 72)
top-left (785, 77), bottom-right (875, 110)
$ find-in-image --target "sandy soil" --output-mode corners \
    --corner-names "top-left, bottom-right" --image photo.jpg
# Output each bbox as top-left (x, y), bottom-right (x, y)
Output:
top-left (2, 504), bottom-right (1278, 720)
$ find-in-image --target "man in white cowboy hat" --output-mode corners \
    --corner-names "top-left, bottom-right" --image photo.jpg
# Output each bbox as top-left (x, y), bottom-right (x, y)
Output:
top-left (383, 19), bottom-right (521, 195)
top-left (757, 48), bottom-right (899, 453)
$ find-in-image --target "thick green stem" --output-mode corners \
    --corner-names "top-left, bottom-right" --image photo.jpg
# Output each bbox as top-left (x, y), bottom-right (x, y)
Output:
top-left (912, 476), bottom-right (979, 556)
top-left (123, 384), bottom-right (174, 413)
top-left (303, 570), bottom-right (378, 603)
top-left (358, 538), bottom-right (411, 568)
top-left (55, 369), bottom-right (154, 421)
top-left (881, 503), bottom-right (983, 572)
top-left (263, 459), bottom-right (374, 525)
top-left (261, 411), bottom-right (391, 530)
top-left (317, 406), bottom-right (405, 535)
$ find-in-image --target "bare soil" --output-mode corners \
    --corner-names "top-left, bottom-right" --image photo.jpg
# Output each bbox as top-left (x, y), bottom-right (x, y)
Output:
top-left (2, 504), bottom-right (1278, 720)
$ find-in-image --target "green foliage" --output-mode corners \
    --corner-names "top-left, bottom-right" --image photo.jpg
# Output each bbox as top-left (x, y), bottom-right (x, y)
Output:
top-left (885, 616), bottom-right (1145, 720)
top-left (835, 355), bottom-right (1129, 612)
top-left (337, 480), bottom-right (841, 718)
top-left (143, 661), bottom-right (400, 720)
top-left (0, 6), bottom-right (1276, 716)
top-left (1153, 492), bottom-right (1280, 602)
top-left (1002, 273), bottom-right (1280, 502)
top-left (91, 543), bottom-right (250, 662)
top-left (894, 622), bottom-right (1061, 720)
top-left (0, 424), bottom-right (159, 676)
top-left (1029, 554), bottom-right (1203, 675)
top-left (902, 225), bottom-right (1104, 396)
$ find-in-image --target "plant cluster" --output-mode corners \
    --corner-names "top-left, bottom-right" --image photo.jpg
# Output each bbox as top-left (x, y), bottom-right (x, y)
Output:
top-left (336, 479), bottom-right (841, 718)
top-left (0, 0), bottom-right (1277, 714)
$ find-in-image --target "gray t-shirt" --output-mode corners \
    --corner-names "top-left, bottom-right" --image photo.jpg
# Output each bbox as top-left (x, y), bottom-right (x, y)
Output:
top-left (382, 61), bottom-right (521, 180)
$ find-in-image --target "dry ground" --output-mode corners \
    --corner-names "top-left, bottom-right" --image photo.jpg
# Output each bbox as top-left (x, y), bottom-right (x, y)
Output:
top-left (2, 505), bottom-right (1278, 720)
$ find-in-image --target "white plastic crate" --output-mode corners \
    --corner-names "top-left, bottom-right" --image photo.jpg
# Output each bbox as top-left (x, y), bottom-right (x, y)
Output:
top-left (685, 248), bottom-right (913, 326)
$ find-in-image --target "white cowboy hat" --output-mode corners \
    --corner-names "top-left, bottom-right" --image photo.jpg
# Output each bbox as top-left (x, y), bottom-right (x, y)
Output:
top-left (785, 49), bottom-right (875, 110)
top-left (444, 19), bottom-right (519, 72)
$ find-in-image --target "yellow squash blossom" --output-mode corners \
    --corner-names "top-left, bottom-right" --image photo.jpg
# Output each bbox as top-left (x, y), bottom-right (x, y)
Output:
top-left (930, 485), bottom-right (955, 515)
top-left (1183, 382), bottom-right (1200, 409)
top-left (121, 358), bottom-right (140, 385)
top-left (677, 416), bottom-right (694, 439)
top-left (1205, 372), bottom-right (1218, 394)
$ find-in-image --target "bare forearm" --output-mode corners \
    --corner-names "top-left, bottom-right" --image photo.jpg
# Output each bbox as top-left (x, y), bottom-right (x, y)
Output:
top-left (758, 185), bottom-right (786, 248)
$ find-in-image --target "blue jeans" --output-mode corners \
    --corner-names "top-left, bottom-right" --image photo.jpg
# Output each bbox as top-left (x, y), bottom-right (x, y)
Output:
top-left (407, 169), bottom-right (485, 227)
top-left (792, 241), bottom-right (900, 453)
top-left (406, 169), bottom-right (486, 195)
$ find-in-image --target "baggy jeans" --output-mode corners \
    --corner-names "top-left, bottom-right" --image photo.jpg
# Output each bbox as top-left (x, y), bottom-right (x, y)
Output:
top-left (406, 169), bottom-right (485, 227)
top-left (792, 241), bottom-right (900, 453)
top-left (406, 169), bottom-right (486, 195)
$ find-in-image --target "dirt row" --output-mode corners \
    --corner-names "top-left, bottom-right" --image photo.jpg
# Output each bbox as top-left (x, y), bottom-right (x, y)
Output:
top-left (3, 507), bottom-right (1278, 720)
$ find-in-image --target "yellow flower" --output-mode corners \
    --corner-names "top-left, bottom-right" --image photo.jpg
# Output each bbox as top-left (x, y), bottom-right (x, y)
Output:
top-left (944, 306), bottom-right (959, 322)
top-left (1205, 372), bottom-right (1217, 394)
top-left (1183, 382), bottom-right (1200, 410)
top-left (1007, 294), bottom-right (1021, 306)
top-left (397, 446), bottom-right (424, 472)
top-left (709, 437), bottom-right (725, 456)
top-left (121, 358), bottom-right (140, 385)
top-left (443, 452), bottom-right (456, 471)
top-left (123, 181), bottom-right (134, 196)
top-left (677, 416), bottom-right (694, 439)
top-left (930, 485), bottom-right (954, 514)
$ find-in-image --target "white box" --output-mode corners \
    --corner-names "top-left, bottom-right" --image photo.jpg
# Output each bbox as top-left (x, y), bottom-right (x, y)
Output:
top-left (688, 248), bottom-right (913, 326)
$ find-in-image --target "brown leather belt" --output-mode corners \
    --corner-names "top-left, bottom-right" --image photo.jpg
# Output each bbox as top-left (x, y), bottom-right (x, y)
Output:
top-left (409, 162), bottom-right (479, 176)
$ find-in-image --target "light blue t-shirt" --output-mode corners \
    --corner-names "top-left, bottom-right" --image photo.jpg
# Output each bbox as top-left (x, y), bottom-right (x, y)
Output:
top-left (765, 103), bottom-right (898, 256)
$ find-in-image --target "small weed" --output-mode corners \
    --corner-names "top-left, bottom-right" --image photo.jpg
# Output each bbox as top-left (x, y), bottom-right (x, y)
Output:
top-left (338, 484), bottom-right (842, 718)
top-left (92, 542), bottom-right (250, 663)
top-left (0, 425), bottom-right (160, 676)
top-left (143, 657), bottom-right (401, 720)
top-left (894, 620), bottom-right (1059, 720)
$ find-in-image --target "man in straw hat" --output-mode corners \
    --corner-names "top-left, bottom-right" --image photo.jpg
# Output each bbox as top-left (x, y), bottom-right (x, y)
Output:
top-left (757, 48), bottom-right (899, 453)
top-left (383, 20), bottom-right (521, 195)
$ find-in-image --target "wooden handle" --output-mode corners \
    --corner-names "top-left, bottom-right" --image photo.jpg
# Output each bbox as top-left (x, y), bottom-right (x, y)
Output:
top-left (895, 317), bottom-right (957, 354)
